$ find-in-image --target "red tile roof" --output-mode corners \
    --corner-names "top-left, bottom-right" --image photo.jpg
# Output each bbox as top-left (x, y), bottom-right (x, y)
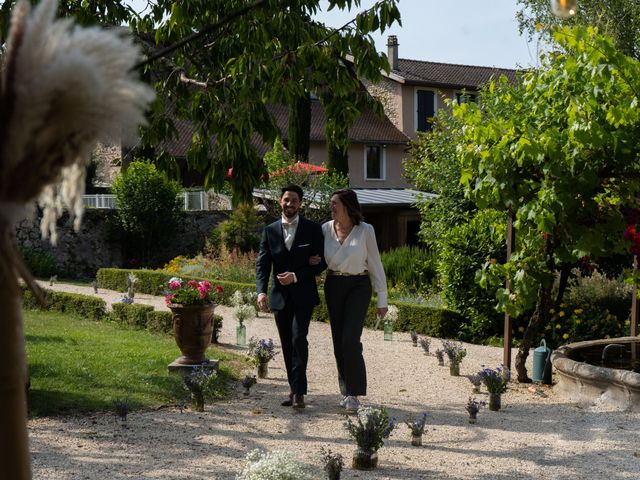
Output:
top-left (159, 101), bottom-right (409, 159)
top-left (393, 58), bottom-right (518, 90)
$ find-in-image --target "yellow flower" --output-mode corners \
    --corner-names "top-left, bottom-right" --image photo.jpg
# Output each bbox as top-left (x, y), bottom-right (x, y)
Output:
top-left (575, 319), bottom-right (581, 325)
top-left (555, 324), bottom-right (561, 329)
top-left (558, 311), bottom-right (565, 317)
top-left (560, 303), bottom-right (566, 308)
top-left (549, 308), bottom-right (555, 314)
top-left (574, 309), bottom-right (583, 315)
top-left (562, 333), bottom-right (569, 340)
top-left (545, 325), bottom-right (551, 330)
top-left (518, 326), bottom-right (525, 332)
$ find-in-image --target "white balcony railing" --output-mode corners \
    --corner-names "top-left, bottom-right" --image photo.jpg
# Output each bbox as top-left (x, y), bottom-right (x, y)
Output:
top-left (83, 190), bottom-right (210, 211)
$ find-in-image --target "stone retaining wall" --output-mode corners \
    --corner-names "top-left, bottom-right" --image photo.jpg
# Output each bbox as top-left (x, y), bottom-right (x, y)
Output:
top-left (15, 209), bottom-right (228, 278)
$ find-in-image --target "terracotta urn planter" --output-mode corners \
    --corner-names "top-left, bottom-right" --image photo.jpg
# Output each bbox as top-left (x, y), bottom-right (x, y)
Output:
top-left (169, 303), bottom-right (216, 365)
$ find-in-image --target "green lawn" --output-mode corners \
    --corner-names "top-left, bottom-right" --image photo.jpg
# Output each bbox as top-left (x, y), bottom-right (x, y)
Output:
top-left (24, 310), bottom-right (244, 417)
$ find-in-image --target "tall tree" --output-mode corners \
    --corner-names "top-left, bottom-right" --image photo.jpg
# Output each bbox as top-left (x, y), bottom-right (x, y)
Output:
top-left (0, 1), bottom-right (401, 202)
top-left (454, 26), bottom-right (640, 381)
top-left (132, 0), bottom-right (401, 203)
top-left (517, 0), bottom-right (640, 58)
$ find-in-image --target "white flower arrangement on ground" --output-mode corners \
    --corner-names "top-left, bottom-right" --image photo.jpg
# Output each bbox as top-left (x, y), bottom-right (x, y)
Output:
top-left (237, 449), bottom-right (316, 480)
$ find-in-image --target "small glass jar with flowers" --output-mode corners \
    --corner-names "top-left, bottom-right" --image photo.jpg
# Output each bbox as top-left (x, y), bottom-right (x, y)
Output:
top-left (345, 406), bottom-right (396, 470)
top-left (231, 290), bottom-right (255, 346)
top-left (165, 277), bottom-right (223, 365)
top-left (465, 397), bottom-right (486, 423)
top-left (405, 412), bottom-right (427, 446)
top-left (478, 365), bottom-right (510, 411)
top-left (376, 305), bottom-right (398, 341)
top-left (441, 340), bottom-right (467, 376)
top-left (247, 336), bottom-right (278, 378)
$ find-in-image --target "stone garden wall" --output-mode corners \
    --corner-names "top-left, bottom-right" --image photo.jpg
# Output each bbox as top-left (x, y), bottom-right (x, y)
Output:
top-left (15, 209), bottom-right (228, 279)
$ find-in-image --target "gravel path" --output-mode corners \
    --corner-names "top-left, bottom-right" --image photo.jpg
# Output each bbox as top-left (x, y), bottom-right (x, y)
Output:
top-left (27, 281), bottom-right (640, 479)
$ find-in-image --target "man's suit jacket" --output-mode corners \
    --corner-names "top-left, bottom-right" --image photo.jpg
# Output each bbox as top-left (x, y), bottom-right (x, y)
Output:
top-left (256, 216), bottom-right (327, 311)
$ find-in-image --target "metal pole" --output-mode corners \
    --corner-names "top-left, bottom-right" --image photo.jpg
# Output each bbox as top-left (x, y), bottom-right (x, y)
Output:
top-left (503, 208), bottom-right (514, 369)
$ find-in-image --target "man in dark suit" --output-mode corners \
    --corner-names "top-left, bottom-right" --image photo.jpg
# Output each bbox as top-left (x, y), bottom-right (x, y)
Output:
top-left (256, 184), bottom-right (326, 409)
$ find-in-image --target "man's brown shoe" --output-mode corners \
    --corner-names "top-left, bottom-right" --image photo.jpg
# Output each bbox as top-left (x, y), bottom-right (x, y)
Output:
top-left (281, 392), bottom-right (294, 407)
top-left (292, 394), bottom-right (305, 409)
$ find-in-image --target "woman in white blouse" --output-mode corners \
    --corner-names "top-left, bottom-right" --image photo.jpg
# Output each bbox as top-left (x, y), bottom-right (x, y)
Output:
top-left (311, 189), bottom-right (388, 413)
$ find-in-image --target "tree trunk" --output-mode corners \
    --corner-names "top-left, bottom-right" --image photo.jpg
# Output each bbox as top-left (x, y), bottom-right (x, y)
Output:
top-left (515, 283), bottom-right (554, 382)
top-left (288, 92), bottom-right (310, 162)
top-left (515, 233), bottom-right (556, 382)
top-left (555, 263), bottom-right (572, 306)
top-left (327, 140), bottom-right (348, 175)
top-left (0, 270), bottom-right (31, 479)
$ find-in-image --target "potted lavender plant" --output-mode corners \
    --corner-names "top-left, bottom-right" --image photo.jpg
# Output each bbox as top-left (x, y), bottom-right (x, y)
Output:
top-left (241, 374), bottom-right (257, 396)
top-left (410, 330), bottom-right (419, 347)
top-left (113, 399), bottom-right (129, 427)
top-left (405, 412), bottom-right (427, 446)
top-left (478, 365), bottom-right (510, 411)
top-left (434, 348), bottom-right (445, 366)
top-left (465, 397), bottom-right (486, 423)
top-left (182, 365), bottom-right (217, 412)
top-left (419, 336), bottom-right (431, 355)
top-left (320, 447), bottom-right (344, 480)
top-left (468, 373), bottom-right (482, 393)
top-left (247, 337), bottom-right (278, 378)
top-left (441, 340), bottom-right (467, 376)
top-left (345, 406), bottom-right (395, 470)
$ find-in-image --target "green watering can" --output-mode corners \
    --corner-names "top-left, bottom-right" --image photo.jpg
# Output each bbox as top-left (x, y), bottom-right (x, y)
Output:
top-left (532, 339), bottom-right (552, 384)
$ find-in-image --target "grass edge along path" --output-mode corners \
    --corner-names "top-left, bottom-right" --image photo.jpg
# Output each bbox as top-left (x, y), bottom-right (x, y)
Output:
top-left (24, 309), bottom-right (246, 417)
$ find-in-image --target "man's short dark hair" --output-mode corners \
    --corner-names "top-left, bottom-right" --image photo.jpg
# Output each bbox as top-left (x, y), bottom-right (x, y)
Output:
top-left (281, 184), bottom-right (303, 201)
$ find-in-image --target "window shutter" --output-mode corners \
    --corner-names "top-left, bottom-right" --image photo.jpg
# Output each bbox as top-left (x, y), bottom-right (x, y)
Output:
top-left (417, 90), bottom-right (435, 132)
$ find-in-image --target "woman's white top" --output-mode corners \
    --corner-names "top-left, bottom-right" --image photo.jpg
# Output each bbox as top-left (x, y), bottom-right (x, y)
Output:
top-left (322, 220), bottom-right (388, 308)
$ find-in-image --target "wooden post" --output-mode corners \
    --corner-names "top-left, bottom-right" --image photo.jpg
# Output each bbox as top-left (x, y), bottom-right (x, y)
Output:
top-left (632, 256), bottom-right (638, 337)
top-left (503, 208), bottom-right (514, 369)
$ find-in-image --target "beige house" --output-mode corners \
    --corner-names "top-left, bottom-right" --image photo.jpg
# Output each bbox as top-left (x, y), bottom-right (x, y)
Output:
top-left (158, 38), bottom-right (517, 250)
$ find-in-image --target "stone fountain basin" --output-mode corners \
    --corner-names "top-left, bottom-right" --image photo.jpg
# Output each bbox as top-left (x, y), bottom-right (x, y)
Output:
top-left (552, 336), bottom-right (640, 412)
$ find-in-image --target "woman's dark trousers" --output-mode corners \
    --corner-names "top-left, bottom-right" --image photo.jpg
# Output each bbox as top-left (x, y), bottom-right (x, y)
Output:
top-left (324, 275), bottom-right (372, 396)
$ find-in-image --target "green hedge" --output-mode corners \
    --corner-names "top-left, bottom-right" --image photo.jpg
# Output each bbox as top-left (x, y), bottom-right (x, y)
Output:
top-left (312, 296), bottom-right (463, 338)
top-left (97, 268), bottom-right (251, 305)
top-left (99, 268), bottom-right (463, 339)
top-left (147, 310), bottom-right (174, 334)
top-left (110, 302), bottom-right (174, 333)
top-left (21, 285), bottom-right (107, 321)
top-left (111, 303), bottom-right (154, 328)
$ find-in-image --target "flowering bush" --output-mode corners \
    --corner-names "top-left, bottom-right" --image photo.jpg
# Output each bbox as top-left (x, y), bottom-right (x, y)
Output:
top-left (441, 340), bottom-right (467, 365)
top-left (345, 406), bottom-right (396, 452)
top-left (478, 365), bottom-right (510, 394)
top-left (237, 449), bottom-right (314, 480)
top-left (247, 337), bottom-right (278, 366)
top-left (165, 277), bottom-right (223, 306)
top-left (405, 412), bottom-right (428, 436)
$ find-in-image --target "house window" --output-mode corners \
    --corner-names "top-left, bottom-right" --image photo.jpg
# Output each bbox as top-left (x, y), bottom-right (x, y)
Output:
top-left (365, 145), bottom-right (385, 180)
top-left (456, 92), bottom-right (477, 104)
top-left (415, 89), bottom-right (436, 132)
